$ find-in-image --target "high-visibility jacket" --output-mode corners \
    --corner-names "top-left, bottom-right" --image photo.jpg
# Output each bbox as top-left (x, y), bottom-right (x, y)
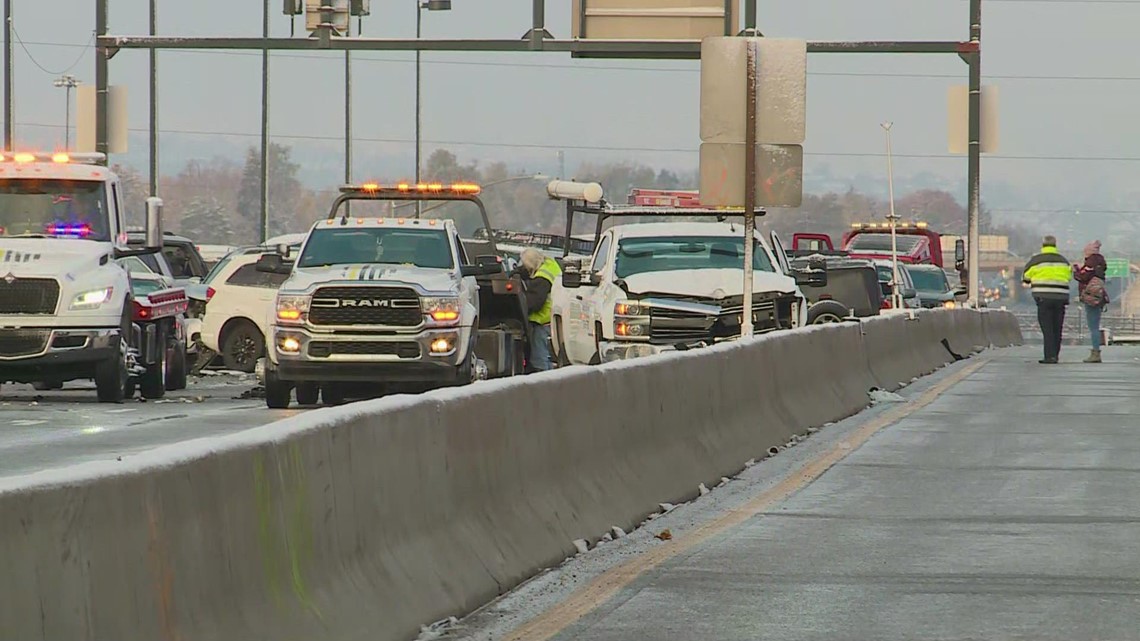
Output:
top-left (528, 257), bottom-right (562, 325)
top-left (1022, 245), bottom-right (1071, 302)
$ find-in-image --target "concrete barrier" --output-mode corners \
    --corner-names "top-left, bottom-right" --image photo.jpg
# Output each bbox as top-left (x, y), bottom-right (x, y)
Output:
top-left (0, 309), bottom-right (1021, 641)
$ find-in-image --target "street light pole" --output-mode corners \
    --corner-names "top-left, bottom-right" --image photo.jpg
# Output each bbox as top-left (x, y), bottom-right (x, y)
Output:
top-left (53, 75), bottom-right (79, 148)
top-left (882, 121), bottom-right (902, 310)
top-left (415, 1), bottom-right (422, 218)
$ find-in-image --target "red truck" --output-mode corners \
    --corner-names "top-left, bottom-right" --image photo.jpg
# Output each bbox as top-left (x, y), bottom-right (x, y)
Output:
top-left (792, 222), bottom-right (946, 268)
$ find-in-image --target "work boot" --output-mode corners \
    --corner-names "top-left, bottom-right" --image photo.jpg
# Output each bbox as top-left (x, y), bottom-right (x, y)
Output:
top-left (1084, 349), bottom-right (1102, 363)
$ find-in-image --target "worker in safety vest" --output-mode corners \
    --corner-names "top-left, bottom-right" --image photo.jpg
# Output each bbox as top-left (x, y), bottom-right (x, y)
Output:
top-left (517, 248), bottom-right (562, 372)
top-left (1022, 235), bottom-right (1071, 364)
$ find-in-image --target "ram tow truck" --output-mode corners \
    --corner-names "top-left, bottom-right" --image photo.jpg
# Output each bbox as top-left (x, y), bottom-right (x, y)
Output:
top-left (256, 182), bottom-right (536, 408)
top-left (0, 151), bottom-right (172, 401)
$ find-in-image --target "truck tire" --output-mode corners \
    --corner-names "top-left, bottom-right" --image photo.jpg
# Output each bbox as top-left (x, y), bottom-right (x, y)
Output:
top-left (32, 381), bottom-right (63, 391)
top-left (95, 307), bottom-right (131, 403)
top-left (295, 382), bottom-right (320, 405)
top-left (221, 319), bottom-right (263, 373)
top-left (807, 300), bottom-right (850, 325)
top-left (554, 316), bottom-right (571, 367)
top-left (166, 338), bottom-right (188, 391)
top-left (264, 368), bottom-right (292, 409)
top-left (139, 325), bottom-right (168, 400)
top-left (321, 384), bottom-right (347, 406)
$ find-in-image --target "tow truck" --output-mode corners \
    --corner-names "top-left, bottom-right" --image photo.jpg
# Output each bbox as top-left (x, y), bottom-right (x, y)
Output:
top-left (0, 151), bottom-right (174, 402)
top-left (255, 182), bottom-right (535, 408)
top-left (545, 184), bottom-right (827, 364)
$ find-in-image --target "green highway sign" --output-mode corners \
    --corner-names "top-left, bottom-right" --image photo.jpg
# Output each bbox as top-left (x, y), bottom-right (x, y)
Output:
top-left (1106, 258), bottom-right (1130, 279)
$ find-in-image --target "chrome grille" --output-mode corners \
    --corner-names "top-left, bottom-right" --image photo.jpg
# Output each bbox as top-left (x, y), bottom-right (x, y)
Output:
top-left (0, 278), bottom-right (59, 314)
top-left (308, 286), bottom-right (421, 327)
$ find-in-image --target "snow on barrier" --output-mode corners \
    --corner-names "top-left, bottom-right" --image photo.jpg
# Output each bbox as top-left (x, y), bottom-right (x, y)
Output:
top-left (0, 309), bottom-right (1021, 641)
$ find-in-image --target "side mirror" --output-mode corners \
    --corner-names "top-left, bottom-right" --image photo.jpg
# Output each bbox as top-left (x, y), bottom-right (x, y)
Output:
top-left (903, 288), bottom-right (917, 300)
top-left (561, 269), bottom-right (583, 288)
top-left (255, 253), bottom-right (291, 275)
top-left (954, 239), bottom-right (966, 263)
top-left (275, 243), bottom-right (291, 259)
top-left (187, 276), bottom-right (202, 285)
top-left (144, 197), bottom-right (164, 250)
top-left (793, 257), bottom-right (828, 288)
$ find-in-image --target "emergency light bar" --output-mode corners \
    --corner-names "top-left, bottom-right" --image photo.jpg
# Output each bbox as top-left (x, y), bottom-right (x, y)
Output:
top-left (339, 182), bottom-right (482, 195)
top-left (627, 188), bottom-right (702, 208)
top-left (850, 221), bottom-right (928, 230)
top-left (0, 151), bottom-right (106, 165)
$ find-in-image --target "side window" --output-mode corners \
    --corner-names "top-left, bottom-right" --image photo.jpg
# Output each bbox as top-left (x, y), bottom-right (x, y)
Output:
top-left (591, 234), bottom-right (612, 273)
top-left (454, 235), bottom-right (469, 265)
top-left (225, 264), bottom-right (289, 288)
top-left (162, 246), bottom-right (195, 279)
top-left (110, 182), bottom-right (123, 237)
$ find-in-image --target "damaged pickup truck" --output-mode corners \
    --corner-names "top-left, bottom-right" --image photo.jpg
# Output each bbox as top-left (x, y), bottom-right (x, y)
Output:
top-left (545, 184), bottom-right (826, 365)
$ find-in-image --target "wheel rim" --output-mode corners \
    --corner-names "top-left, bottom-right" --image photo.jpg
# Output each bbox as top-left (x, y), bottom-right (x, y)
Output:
top-left (813, 313), bottom-right (843, 324)
top-left (228, 331), bottom-right (258, 368)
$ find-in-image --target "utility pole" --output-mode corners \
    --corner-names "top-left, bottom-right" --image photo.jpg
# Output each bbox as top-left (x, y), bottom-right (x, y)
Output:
top-left (345, 19), bottom-right (352, 217)
top-left (3, 0), bottom-right (11, 150)
top-left (95, 0), bottom-right (108, 161)
top-left (259, 0), bottom-right (270, 242)
top-left (966, 0), bottom-right (982, 307)
top-left (741, 40), bottom-right (757, 338)
top-left (53, 75), bottom-right (79, 147)
top-left (415, 2), bottom-right (423, 218)
top-left (882, 121), bottom-right (902, 310)
top-left (149, 0), bottom-right (158, 196)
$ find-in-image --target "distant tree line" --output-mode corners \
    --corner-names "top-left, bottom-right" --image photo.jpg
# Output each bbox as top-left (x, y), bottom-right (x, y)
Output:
top-left (113, 144), bottom-right (1036, 254)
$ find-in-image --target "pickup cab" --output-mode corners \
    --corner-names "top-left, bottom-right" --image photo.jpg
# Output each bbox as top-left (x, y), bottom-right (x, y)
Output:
top-left (551, 222), bottom-right (820, 365)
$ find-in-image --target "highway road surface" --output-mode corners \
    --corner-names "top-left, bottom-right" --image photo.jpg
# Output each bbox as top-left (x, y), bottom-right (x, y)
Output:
top-left (0, 372), bottom-right (299, 478)
top-left (450, 345), bottom-right (1140, 641)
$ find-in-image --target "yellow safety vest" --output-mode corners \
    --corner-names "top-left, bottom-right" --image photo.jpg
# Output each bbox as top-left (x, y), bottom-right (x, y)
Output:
top-left (1022, 245), bottom-right (1071, 301)
top-left (529, 257), bottom-right (562, 325)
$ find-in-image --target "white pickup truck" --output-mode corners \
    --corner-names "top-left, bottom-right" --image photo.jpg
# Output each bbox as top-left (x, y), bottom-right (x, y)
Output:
top-left (551, 221), bottom-right (821, 365)
top-left (0, 151), bottom-right (175, 401)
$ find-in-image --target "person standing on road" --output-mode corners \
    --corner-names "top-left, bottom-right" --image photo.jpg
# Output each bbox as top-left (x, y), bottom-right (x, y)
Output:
top-left (1073, 239), bottom-right (1109, 363)
top-left (1022, 235), bottom-right (1071, 364)
top-left (517, 248), bottom-right (562, 372)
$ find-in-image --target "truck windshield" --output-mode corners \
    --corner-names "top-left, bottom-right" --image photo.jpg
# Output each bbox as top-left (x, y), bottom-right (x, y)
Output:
top-left (847, 233), bottom-right (924, 254)
top-left (907, 268), bottom-right (950, 293)
top-left (614, 236), bottom-right (775, 278)
top-left (0, 179), bottom-right (110, 241)
top-left (297, 227), bottom-right (454, 270)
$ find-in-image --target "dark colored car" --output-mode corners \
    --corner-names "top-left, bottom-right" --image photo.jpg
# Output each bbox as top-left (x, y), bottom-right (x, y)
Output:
top-left (905, 263), bottom-right (966, 309)
top-left (126, 231), bottom-right (210, 284)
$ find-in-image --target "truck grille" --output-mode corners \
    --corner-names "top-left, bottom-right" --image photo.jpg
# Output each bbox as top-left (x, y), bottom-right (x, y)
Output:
top-left (647, 295), bottom-right (793, 344)
top-left (0, 278), bottom-right (60, 314)
top-left (0, 328), bottom-right (50, 358)
top-left (308, 341), bottom-right (421, 359)
top-left (308, 286), bottom-right (421, 327)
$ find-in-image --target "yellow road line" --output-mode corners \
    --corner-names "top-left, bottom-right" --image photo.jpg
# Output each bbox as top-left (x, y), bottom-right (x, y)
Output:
top-left (504, 355), bottom-right (992, 641)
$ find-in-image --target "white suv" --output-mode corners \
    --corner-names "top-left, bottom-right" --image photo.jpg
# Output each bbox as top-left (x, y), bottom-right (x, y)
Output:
top-left (199, 252), bottom-right (290, 371)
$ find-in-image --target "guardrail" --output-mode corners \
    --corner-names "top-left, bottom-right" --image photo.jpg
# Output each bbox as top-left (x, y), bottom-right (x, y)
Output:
top-left (0, 309), bottom-right (1022, 641)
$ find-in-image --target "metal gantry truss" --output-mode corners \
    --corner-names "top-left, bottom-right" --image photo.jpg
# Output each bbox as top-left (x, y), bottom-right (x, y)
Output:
top-left (81, 0), bottom-right (984, 304)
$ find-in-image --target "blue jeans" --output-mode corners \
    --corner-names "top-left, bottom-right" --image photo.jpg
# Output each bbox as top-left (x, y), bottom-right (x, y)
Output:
top-left (1085, 304), bottom-right (1103, 350)
top-left (529, 323), bottom-right (553, 372)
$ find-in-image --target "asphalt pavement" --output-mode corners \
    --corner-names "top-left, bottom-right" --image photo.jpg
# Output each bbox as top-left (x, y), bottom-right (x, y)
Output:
top-left (483, 345), bottom-right (1140, 641)
top-left (0, 371), bottom-right (300, 478)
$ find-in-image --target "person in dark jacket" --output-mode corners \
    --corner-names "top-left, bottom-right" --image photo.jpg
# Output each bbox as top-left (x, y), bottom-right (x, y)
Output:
top-left (1073, 239), bottom-right (1109, 363)
top-left (1022, 235), bottom-right (1071, 364)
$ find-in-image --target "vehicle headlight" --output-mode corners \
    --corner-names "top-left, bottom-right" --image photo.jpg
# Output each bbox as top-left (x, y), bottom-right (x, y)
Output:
top-left (70, 287), bottom-right (114, 310)
top-left (614, 299), bottom-right (649, 317)
top-left (943, 300), bottom-right (956, 309)
top-left (276, 295), bottom-right (310, 323)
top-left (422, 296), bottom-right (460, 322)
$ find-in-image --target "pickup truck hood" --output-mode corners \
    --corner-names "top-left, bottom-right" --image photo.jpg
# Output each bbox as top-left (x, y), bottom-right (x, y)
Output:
top-left (0, 239), bottom-right (111, 279)
top-left (620, 269), bottom-right (798, 299)
top-left (286, 263), bottom-right (458, 294)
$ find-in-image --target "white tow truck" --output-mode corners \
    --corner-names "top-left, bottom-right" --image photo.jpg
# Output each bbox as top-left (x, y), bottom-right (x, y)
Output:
top-left (256, 182), bottom-right (535, 408)
top-left (545, 184), bottom-right (827, 365)
top-left (0, 151), bottom-right (177, 401)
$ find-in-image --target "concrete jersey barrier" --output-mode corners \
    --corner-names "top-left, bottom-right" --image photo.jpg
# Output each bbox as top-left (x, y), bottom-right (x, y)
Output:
top-left (0, 309), bottom-right (1022, 641)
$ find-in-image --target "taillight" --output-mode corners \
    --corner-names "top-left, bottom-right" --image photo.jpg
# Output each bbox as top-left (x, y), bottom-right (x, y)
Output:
top-left (881, 299), bottom-right (892, 310)
top-left (206, 287), bottom-right (215, 301)
top-left (131, 299), bottom-right (150, 320)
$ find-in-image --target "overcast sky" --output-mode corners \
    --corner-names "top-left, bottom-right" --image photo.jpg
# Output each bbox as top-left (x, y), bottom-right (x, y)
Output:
top-left (7, 0), bottom-right (1140, 218)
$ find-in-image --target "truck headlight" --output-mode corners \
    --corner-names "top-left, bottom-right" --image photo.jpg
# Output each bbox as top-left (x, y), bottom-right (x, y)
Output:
top-left (276, 295), bottom-right (310, 323)
top-left (614, 299), bottom-right (648, 317)
top-left (70, 287), bottom-right (114, 310)
top-left (423, 296), bottom-right (460, 322)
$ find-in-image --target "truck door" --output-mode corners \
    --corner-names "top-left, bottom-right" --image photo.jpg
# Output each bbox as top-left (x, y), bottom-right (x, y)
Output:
top-left (568, 232), bottom-right (611, 363)
top-left (769, 230), bottom-right (792, 275)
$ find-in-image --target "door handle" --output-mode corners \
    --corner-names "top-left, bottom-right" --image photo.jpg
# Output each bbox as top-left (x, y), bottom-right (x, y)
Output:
top-left (575, 295), bottom-right (584, 301)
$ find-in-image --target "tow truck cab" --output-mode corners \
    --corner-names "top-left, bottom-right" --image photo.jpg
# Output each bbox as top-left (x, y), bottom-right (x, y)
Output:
top-left (0, 151), bottom-right (174, 402)
top-left (792, 223), bottom-right (945, 268)
top-left (258, 182), bottom-right (534, 408)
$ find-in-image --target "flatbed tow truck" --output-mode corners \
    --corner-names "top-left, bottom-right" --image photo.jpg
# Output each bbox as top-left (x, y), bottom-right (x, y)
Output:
top-left (256, 182), bottom-right (537, 407)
